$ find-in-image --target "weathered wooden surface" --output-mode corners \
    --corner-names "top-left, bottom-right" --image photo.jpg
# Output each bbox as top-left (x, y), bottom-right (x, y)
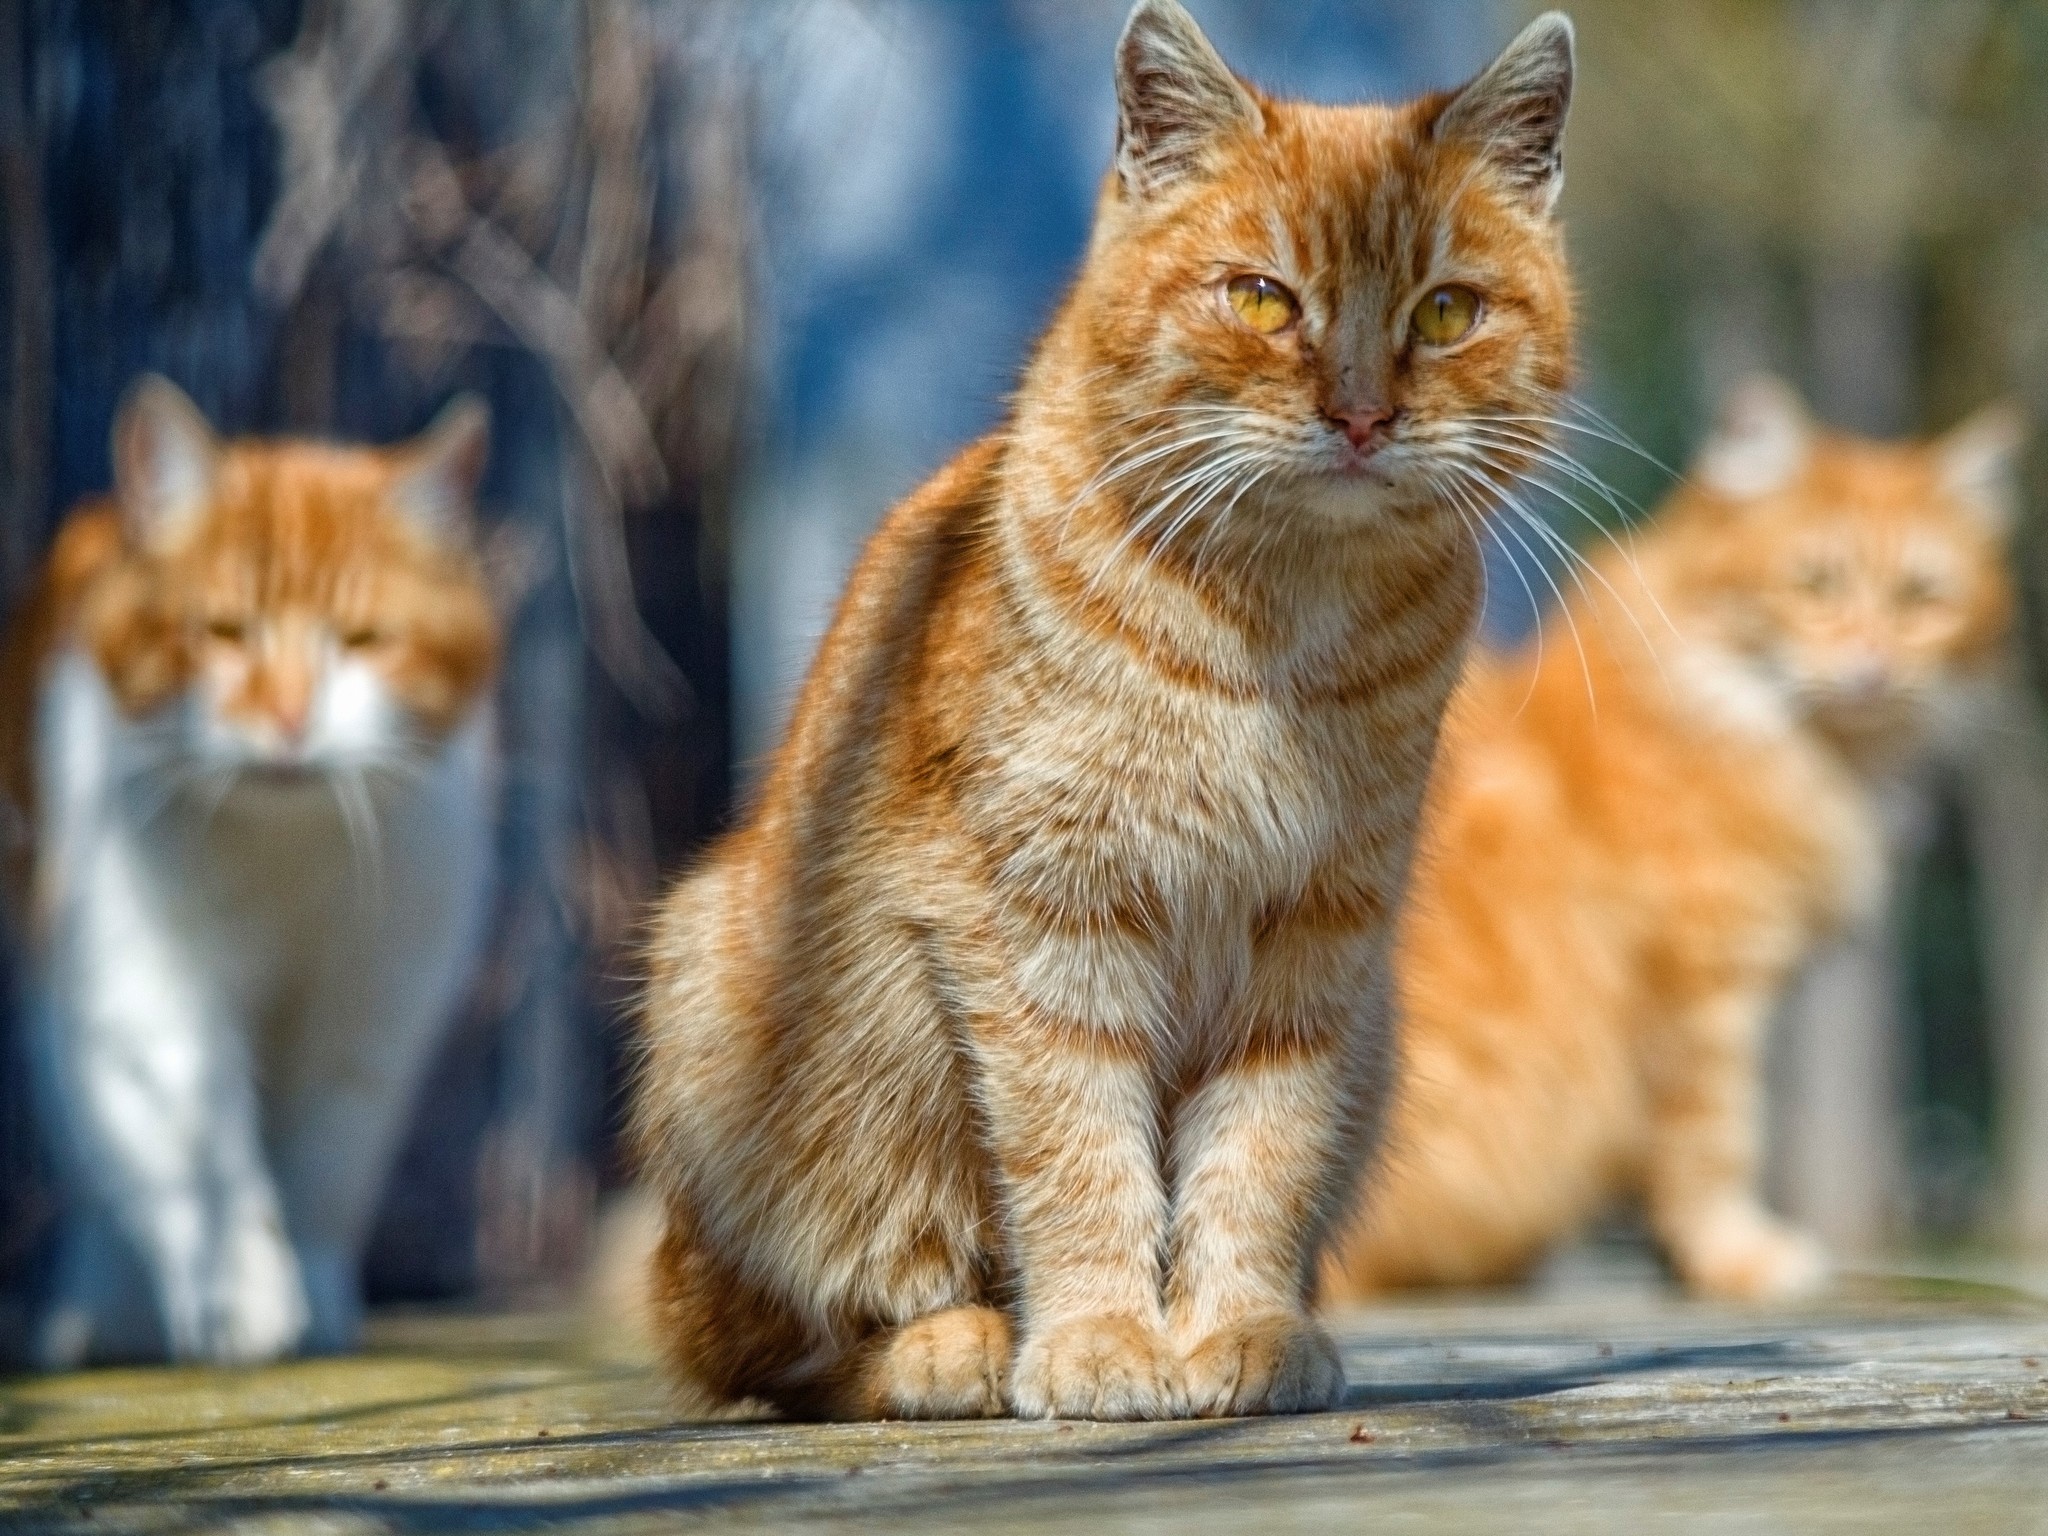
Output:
top-left (6, 1275), bottom-right (2048, 1533)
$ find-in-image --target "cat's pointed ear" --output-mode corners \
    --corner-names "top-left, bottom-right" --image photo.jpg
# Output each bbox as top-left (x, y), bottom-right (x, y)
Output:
top-left (112, 376), bottom-right (219, 549)
top-left (1696, 375), bottom-right (1813, 500)
top-left (1936, 402), bottom-right (2026, 537)
top-left (1434, 11), bottom-right (1574, 216)
top-left (1113, 0), bottom-right (1262, 202)
top-left (393, 394), bottom-right (491, 540)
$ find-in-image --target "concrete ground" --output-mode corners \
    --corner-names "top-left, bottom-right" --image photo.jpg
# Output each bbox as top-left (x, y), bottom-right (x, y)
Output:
top-left (6, 1264), bottom-right (2048, 1533)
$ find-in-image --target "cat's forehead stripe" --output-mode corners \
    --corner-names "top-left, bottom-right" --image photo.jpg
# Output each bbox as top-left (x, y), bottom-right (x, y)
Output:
top-left (193, 447), bottom-right (418, 607)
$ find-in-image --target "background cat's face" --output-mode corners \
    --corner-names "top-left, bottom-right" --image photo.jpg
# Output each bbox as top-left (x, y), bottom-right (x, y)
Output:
top-left (1072, 6), bottom-right (1575, 536)
top-left (1663, 383), bottom-right (2015, 746)
top-left (82, 382), bottom-right (498, 782)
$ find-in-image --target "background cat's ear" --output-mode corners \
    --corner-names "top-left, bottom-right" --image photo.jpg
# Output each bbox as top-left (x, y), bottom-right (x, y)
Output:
top-left (1935, 402), bottom-right (2027, 537)
top-left (393, 394), bottom-right (491, 540)
top-left (1113, 0), bottom-right (1261, 202)
top-left (1696, 375), bottom-right (1813, 500)
top-left (112, 375), bottom-right (218, 549)
top-left (1433, 12), bottom-right (1574, 216)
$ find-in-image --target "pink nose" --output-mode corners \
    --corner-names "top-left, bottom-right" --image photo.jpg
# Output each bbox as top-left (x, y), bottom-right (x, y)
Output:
top-left (1326, 404), bottom-right (1394, 451)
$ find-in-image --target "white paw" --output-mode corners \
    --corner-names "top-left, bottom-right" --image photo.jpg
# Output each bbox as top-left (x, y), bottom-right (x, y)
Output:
top-left (202, 1217), bottom-right (310, 1365)
top-left (1672, 1203), bottom-right (1828, 1303)
top-left (1012, 1315), bottom-right (1188, 1420)
top-left (1181, 1312), bottom-right (1345, 1417)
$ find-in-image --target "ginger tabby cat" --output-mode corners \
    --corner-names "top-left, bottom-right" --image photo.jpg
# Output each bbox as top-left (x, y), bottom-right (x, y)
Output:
top-left (632, 2), bottom-right (1577, 1420)
top-left (4, 378), bottom-right (500, 1365)
top-left (1324, 377), bottom-right (2019, 1303)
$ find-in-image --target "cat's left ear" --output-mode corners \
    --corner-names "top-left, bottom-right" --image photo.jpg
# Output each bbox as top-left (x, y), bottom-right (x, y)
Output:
top-left (1112, 0), bottom-right (1263, 202)
top-left (1696, 375), bottom-right (1813, 501)
top-left (1935, 402), bottom-right (2027, 538)
top-left (393, 394), bottom-right (491, 540)
top-left (113, 376), bottom-right (220, 550)
top-left (1434, 12), bottom-right (1575, 216)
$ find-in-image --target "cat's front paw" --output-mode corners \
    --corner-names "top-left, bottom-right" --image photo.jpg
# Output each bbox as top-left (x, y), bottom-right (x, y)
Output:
top-left (1012, 1314), bottom-right (1187, 1420)
top-left (203, 1217), bottom-right (310, 1365)
top-left (1181, 1312), bottom-right (1345, 1417)
top-left (867, 1306), bottom-right (1012, 1419)
top-left (1670, 1203), bottom-right (1828, 1302)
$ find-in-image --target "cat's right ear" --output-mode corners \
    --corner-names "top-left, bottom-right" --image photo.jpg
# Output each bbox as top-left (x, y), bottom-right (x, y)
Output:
top-left (1696, 375), bottom-right (1813, 500)
top-left (1112, 0), bottom-right (1262, 203)
top-left (1434, 12), bottom-right (1575, 216)
top-left (1935, 402), bottom-right (2027, 537)
top-left (112, 376), bottom-right (219, 550)
top-left (393, 394), bottom-right (491, 541)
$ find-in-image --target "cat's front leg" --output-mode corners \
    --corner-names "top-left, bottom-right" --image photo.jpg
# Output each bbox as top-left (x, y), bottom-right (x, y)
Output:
top-left (51, 957), bottom-right (309, 1364)
top-left (1161, 925), bottom-right (1381, 1416)
top-left (1162, 1039), bottom-right (1351, 1416)
top-left (202, 1110), bottom-right (314, 1364)
top-left (1643, 980), bottom-right (1827, 1301)
top-left (969, 933), bottom-right (1185, 1420)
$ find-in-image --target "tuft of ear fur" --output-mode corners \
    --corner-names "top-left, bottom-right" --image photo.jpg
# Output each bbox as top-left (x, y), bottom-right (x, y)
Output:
top-left (393, 394), bottom-right (491, 541)
top-left (112, 376), bottom-right (219, 550)
top-left (1935, 402), bottom-right (2026, 538)
top-left (1434, 11), bottom-right (1575, 215)
top-left (1696, 375), bottom-right (1813, 501)
top-left (1113, 0), bottom-right (1262, 202)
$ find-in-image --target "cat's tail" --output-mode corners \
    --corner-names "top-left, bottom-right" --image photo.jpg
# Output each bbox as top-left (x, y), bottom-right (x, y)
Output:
top-left (576, 1185), bottom-right (664, 1365)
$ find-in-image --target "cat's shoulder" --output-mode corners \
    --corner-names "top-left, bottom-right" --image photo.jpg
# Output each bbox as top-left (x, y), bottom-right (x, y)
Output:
top-left (817, 434), bottom-right (1006, 650)
top-left (0, 499), bottom-right (126, 901)
top-left (876, 434), bottom-right (1005, 559)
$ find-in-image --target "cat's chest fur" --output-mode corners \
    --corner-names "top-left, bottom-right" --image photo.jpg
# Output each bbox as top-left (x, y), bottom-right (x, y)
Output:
top-left (957, 517), bottom-right (1474, 958)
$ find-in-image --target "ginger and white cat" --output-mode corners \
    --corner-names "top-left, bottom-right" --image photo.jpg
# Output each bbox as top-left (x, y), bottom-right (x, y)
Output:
top-left (631, 2), bottom-right (1576, 1421)
top-left (4, 378), bottom-right (501, 1365)
top-left (1323, 378), bottom-right (2018, 1302)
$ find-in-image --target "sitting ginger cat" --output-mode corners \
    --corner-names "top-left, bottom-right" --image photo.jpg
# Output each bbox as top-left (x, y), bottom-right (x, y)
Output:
top-left (1324, 376), bottom-right (2019, 1303)
top-left (631, 2), bottom-right (1581, 1420)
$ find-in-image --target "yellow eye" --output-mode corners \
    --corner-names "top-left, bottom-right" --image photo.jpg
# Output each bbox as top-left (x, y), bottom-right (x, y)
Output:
top-left (1225, 274), bottom-right (1299, 335)
top-left (1412, 285), bottom-right (1481, 346)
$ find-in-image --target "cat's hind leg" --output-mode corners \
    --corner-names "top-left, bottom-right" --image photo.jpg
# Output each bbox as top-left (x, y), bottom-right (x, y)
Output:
top-left (817, 1307), bottom-right (1012, 1420)
top-left (646, 1194), bottom-right (1011, 1421)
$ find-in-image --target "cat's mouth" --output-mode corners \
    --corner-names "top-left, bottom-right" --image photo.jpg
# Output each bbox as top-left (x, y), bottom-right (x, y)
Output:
top-left (1325, 434), bottom-right (1398, 482)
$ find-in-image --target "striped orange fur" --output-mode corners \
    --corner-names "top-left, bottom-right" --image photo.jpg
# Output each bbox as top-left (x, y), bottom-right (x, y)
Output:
top-left (1323, 378), bottom-right (2019, 1303)
top-left (632, 1), bottom-right (1576, 1420)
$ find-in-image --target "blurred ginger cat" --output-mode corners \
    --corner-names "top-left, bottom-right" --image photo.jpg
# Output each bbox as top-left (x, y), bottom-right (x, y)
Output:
top-left (1324, 377), bottom-right (2018, 1303)
top-left (631, 2), bottom-right (1576, 1421)
top-left (4, 378), bottom-right (500, 1365)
